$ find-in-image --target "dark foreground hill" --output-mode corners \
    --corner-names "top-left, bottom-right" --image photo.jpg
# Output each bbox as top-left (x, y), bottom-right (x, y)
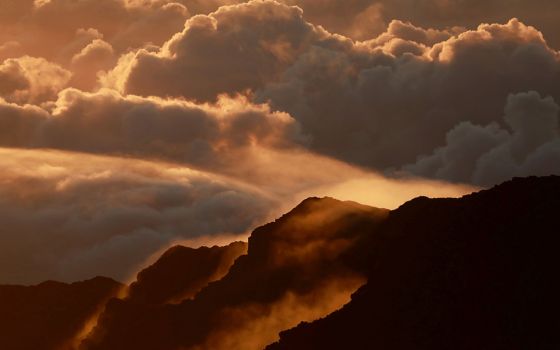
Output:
top-left (81, 197), bottom-right (388, 350)
top-left (0, 242), bottom-right (248, 350)
top-left (0, 277), bottom-right (122, 350)
top-left (1, 176), bottom-right (560, 350)
top-left (268, 176), bottom-right (560, 350)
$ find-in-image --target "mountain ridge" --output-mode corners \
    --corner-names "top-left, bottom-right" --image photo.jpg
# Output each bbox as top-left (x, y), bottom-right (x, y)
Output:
top-left (1, 176), bottom-right (559, 350)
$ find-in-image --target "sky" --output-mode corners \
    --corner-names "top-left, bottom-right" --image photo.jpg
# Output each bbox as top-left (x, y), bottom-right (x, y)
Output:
top-left (0, 0), bottom-right (559, 284)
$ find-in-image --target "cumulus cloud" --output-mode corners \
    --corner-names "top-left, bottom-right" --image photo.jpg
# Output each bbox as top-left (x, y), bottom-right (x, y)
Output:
top-left (102, 0), bottom-right (329, 101)
top-left (404, 91), bottom-right (560, 186)
top-left (256, 18), bottom-right (560, 172)
top-left (104, 1), bottom-right (560, 183)
top-left (282, 0), bottom-right (560, 47)
top-left (0, 88), bottom-right (304, 170)
top-left (0, 148), bottom-right (276, 284)
top-left (0, 56), bottom-right (71, 104)
top-left (0, 0), bottom-right (189, 68)
top-left (70, 39), bottom-right (116, 90)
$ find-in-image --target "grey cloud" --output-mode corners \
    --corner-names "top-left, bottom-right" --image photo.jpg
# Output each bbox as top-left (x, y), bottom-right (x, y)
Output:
top-left (404, 91), bottom-right (560, 186)
top-left (108, 0), bottom-right (328, 101)
top-left (0, 88), bottom-right (303, 169)
top-left (0, 148), bottom-right (275, 284)
top-left (256, 19), bottom-right (560, 174)
top-left (103, 3), bottom-right (560, 185)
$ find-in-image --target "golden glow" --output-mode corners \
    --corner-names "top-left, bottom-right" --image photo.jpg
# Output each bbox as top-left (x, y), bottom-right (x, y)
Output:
top-left (198, 274), bottom-right (366, 350)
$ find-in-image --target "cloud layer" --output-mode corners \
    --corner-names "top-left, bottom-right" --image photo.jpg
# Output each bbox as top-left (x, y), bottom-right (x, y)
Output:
top-left (0, 148), bottom-right (275, 284)
top-left (0, 0), bottom-right (558, 283)
top-left (103, 2), bottom-right (560, 175)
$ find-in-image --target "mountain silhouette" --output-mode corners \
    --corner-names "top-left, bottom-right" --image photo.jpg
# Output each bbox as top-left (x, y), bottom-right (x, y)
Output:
top-left (0, 277), bottom-right (121, 350)
top-left (81, 197), bottom-right (388, 350)
top-left (127, 241), bottom-right (248, 305)
top-left (2, 176), bottom-right (560, 350)
top-left (268, 176), bottom-right (560, 350)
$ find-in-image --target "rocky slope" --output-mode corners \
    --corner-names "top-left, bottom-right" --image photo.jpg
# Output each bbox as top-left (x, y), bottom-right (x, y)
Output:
top-left (3, 176), bottom-right (560, 350)
top-left (81, 197), bottom-right (389, 350)
top-left (268, 176), bottom-right (560, 350)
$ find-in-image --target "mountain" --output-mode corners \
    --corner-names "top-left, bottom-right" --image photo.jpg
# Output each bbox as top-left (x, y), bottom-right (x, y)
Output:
top-left (0, 277), bottom-right (122, 350)
top-left (267, 176), bottom-right (560, 350)
top-left (127, 241), bottom-right (248, 305)
top-left (3, 176), bottom-right (560, 350)
top-left (81, 197), bottom-right (389, 350)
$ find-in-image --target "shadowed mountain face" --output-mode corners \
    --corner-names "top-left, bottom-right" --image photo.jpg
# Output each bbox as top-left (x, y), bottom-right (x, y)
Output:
top-left (0, 277), bottom-right (122, 350)
top-left (81, 197), bottom-right (389, 350)
top-left (3, 176), bottom-right (560, 350)
top-left (268, 176), bottom-right (560, 350)
top-left (127, 242), bottom-right (248, 305)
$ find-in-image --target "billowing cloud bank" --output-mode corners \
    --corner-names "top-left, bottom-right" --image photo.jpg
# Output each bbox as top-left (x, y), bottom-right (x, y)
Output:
top-left (0, 0), bottom-right (558, 283)
top-left (0, 148), bottom-right (274, 284)
top-left (107, 2), bottom-right (560, 173)
top-left (405, 91), bottom-right (560, 186)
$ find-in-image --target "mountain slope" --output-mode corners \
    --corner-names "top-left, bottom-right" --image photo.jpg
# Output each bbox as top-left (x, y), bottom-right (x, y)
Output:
top-left (3, 177), bottom-right (559, 350)
top-left (128, 241), bottom-right (248, 305)
top-left (0, 277), bottom-right (122, 350)
top-left (81, 197), bottom-right (389, 350)
top-left (268, 176), bottom-right (560, 350)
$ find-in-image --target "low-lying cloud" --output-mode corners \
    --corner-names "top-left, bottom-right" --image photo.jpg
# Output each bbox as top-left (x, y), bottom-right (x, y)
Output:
top-left (0, 148), bottom-right (276, 284)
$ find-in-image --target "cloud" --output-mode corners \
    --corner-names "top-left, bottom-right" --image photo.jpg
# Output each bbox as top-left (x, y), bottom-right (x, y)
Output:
top-left (0, 85), bottom-right (474, 285)
top-left (0, 56), bottom-right (71, 104)
top-left (404, 91), bottom-right (560, 186)
top-left (70, 39), bottom-right (116, 89)
top-left (255, 18), bottom-right (560, 175)
top-left (4, 1), bottom-right (538, 287)
top-left (0, 0), bottom-right (189, 66)
top-left (103, 1), bottom-right (560, 187)
top-left (146, 0), bottom-right (560, 47)
top-left (282, 0), bottom-right (560, 47)
top-left (0, 88), bottom-right (304, 170)
top-left (0, 86), bottom-right (474, 200)
top-left (103, 0), bottom-right (329, 101)
top-left (0, 148), bottom-right (276, 285)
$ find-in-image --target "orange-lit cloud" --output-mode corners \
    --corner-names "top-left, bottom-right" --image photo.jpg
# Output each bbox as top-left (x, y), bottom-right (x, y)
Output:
top-left (94, 1), bottom-right (560, 184)
top-left (0, 148), bottom-right (276, 284)
top-left (0, 56), bottom-right (71, 104)
top-left (0, 145), bottom-right (473, 285)
top-left (101, 0), bottom-right (328, 101)
top-left (0, 0), bottom-right (558, 287)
